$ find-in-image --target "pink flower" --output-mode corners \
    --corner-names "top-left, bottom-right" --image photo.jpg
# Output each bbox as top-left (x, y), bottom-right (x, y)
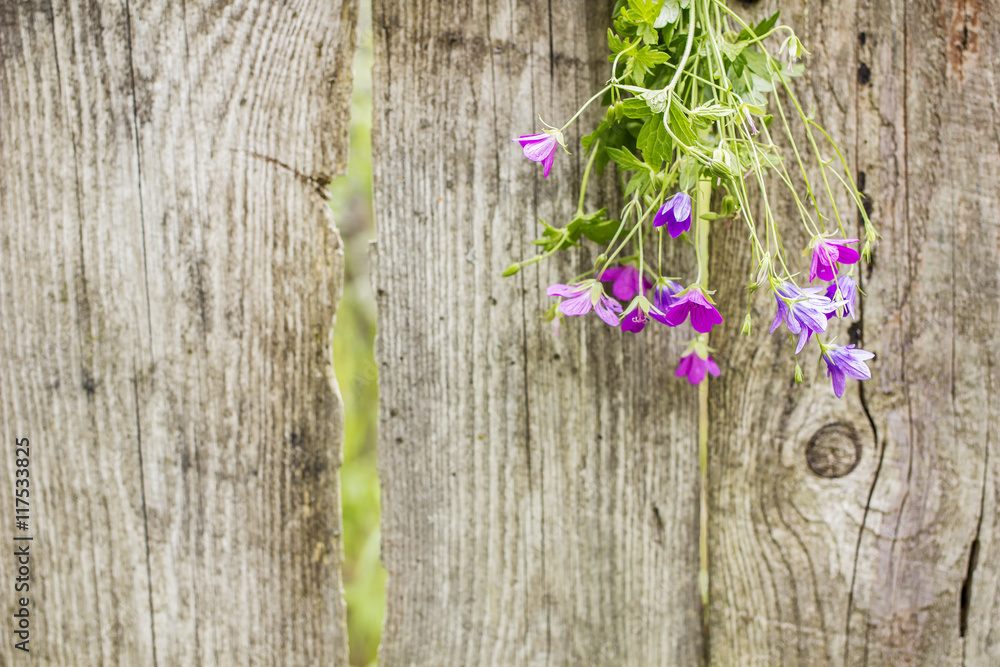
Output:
top-left (660, 285), bottom-right (723, 334)
top-left (599, 264), bottom-right (652, 301)
top-left (809, 236), bottom-right (860, 282)
top-left (676, 347), bottom-right (721, 385)
top-left (514, 129), bottom-right (564, 178)
top-left (546, 280), bottom-right (621, 327)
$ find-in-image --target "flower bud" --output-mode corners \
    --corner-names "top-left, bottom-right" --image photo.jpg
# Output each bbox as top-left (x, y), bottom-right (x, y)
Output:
top-left (794, 362), bottom-right (804, 384)
top-left (502, 263), bottom-right (521, 277)
top-left (740, 314), bottom-right (752, 337)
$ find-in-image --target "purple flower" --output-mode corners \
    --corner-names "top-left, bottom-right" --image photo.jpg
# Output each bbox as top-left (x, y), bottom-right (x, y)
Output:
top-left (824, 275), bottom-right (857, 320)
top-left (599, 265), bottom-right (652, 301)
top-left (769, 281), bottom-right (839, 354)
top-left (514, 130), bottom-right (564, 178)
top-left (649, 280), bottom-right (683, 326)
top-left (660, 285), bottom-right (723, 334)
top-left (621, 308), bottom-right (649, 333)
top-left (822, 344), bottom-right (874, 398)
top-left (546, 280), bottom-right (622, 327)
top-left (653, 193), bottom-right (693, 238)
top-left (676, 348), bottom-right (721, 385)
top-left (809, 236), bottom-right (860, 282)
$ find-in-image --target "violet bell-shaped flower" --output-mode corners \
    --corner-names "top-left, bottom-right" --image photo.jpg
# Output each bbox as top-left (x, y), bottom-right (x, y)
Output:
top-left (808, 235), bottom-right (860, 282)
top-left (546, 279), bottom-right (622, 327)
top-left (649, 280), bottom-right (683, 326)
top-left (821, 343), bottom-right (874, 398)
top-left (620, 295), bottom-right (663, 334)
top-left (824, 275), bottom-right (858, 320)
top-left (653, 192), bottom-right (692, 238)
top-left (514, 128), bottom-right (566, 179)
top-left (675, 339), bottom-right (721, 385)
top-left (769, 281), bottom-right (841, 354)
top-left (660, 284), bottom-right (723, 334)
top-left (599, 264), bottom-right (652, 301)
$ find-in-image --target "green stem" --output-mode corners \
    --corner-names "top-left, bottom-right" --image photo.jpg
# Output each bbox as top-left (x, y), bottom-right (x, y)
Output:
top-left (666, 0), bottom-right (699, 92)
top-left (696, 175), bottom-right (712, 639)
top-left (577, 141), bottom-right (600, 215)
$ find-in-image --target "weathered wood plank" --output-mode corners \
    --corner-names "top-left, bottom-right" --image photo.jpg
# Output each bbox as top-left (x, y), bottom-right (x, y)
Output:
top-left (849, 0), bottom-right (1000, 664)
top-left (373, 0), bottom-right (703, 664)
top-left (708, 0), bottom-right (1000, 664)
top-left (0, 0), bottom-right (357, 663)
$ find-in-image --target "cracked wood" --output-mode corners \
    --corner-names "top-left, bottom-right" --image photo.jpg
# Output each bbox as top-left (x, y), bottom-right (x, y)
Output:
top-left (708, 0), bottom-right (1000, 665)
top-left (374, 0), bottom-right (1000, 664)
top-left (372, 0), bottom-right (702, 664)
top-left (0, 0), bottom-right (357, 663)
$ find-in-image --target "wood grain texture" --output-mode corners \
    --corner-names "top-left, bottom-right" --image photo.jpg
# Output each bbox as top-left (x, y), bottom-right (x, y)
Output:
top-left (708, 0), bottom-right (1000, 665)
top-left (372, 0), bottom-right (702, 664)
top-left (0, 0), bottom-right (356, 663)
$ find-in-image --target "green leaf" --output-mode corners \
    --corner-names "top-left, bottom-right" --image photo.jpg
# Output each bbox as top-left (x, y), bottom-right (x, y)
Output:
top-left (575, 208), bottom-right (623, 245)
top-left (607, 29), bottom-right (631, 54)
top-left (620, 97), bottom-right (653, 118)
top-left (667, 102), bottom-right (699, 148)
top-left (737, 10), bottom-right (780, 42)
top-left (624, 171), bottom-right (650, 197)
top-left (743, 49), bottom-right (774, 80)
top-left (606, 146), bottom-right (649, 173)
top-left (718, 40), bottom-right (747, 61)
top-left (636, 114), bottom-right (672, 167)
top-left (654, 0), bottom-right (680, 28)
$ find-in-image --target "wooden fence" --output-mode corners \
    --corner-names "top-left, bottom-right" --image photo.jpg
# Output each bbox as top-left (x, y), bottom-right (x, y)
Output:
top-left (3, 0), bottom-right (999, 664)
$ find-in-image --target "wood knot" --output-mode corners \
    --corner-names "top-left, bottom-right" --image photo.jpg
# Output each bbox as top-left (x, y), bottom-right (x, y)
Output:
top-left (806, 423), bottom-right (860, 478)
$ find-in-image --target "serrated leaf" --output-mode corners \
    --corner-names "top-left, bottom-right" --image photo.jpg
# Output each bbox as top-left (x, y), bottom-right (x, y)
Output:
top-left (636, 114), bottom-right (672, 167)
top-left (621, 97), bottom-right (653, 118)
top-left (737, 10), bottom-right (780, 42)
top-left (667, 102), bottom-right (699, 148)
top-left (624, 171), bottom-right (650, 197)
top-left (606, 146), bottom-right (649, 173)
top-left (718, 40), bottom-right (747, 61)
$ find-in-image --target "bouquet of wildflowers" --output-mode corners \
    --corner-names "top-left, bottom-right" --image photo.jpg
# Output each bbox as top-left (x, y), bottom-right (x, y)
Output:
top-left (507, 0), bottom-right (878, 397)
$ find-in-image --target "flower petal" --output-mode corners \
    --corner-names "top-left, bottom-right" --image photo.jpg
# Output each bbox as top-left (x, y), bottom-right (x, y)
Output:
top-left (705, 357), bottom-right (721, 376)
top-left (687, 356), bottom-right (707, 384)
top-left (612, 269), bottom-right (638, 301)
top-left (520, 135), bottom-right (557, 163)
top-left (689, 303), bottom-right (723, 334)
top-left (675, 353), bottom-right (693, 379)
top-left (621, 310), bottom-right (647, 333)
top-left (598, 267), bottom-right (625, 282)
top-left (558, 291), bottom-right (593, 317)
top-left (542, 148), bottom-right (556, 178)
top-left (652, 201), bottom-right (672, 228)
top-left (795, 330), bottom-right (811, 354)
top-left (547, 283), bottom-right (585, 298)
top-left (833, 244), bottom-right (860, 265)
top-left (667, 214), bottom-right (690, 239)
top-left (828, 367), bottom-right (847, 398)
top-left (594, 296), bottom-right (622, 326)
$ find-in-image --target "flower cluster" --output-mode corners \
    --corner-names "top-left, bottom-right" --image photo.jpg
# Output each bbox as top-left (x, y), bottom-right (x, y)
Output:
top-left (506, 1), bottom-right (879, 396)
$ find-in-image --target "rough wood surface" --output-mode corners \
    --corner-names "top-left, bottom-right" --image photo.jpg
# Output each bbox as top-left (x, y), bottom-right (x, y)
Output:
top-left (0, 0), bottom-right (357, 663)
top-left (374, 0), bottom-right (1000, 664)
top-left (372, 0), bottom-right (703, 664)
top-left (708, 0), bottom-right (1000, 665)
